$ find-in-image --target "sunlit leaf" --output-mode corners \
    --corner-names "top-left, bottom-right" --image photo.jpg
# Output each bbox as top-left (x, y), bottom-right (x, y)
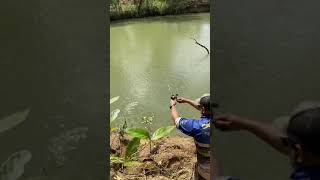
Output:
top-left (125, 138), bottom-right (140, 160)
top-left (110, 127), bottom-right (119, 133)
top-left (110, 156), bottom-right (123, 164)
top-left (110, 109), bottom-right (120, 123)
top-left (0, 109), bottom-right (30, 133)
top-left (151, 126), bottom-right (175, 141)
top-left (123, 161), bottom-right (142, 167)
top-left (125, 128), bottom-right (150, 139)
top-left (110, 96), bottom-right (120, 104)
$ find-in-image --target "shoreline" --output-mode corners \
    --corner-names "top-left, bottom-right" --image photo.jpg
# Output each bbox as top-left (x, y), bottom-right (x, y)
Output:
top-left (110, 2), bottom-right (209, 22)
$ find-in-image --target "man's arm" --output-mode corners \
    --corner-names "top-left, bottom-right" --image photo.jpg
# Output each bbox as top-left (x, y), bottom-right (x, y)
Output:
top-left (170, 99), bottom-right (180, 125)
top-left (214, 114), bottom-right (290, 155)
top-left (177, 97), bottom-right (201, 111)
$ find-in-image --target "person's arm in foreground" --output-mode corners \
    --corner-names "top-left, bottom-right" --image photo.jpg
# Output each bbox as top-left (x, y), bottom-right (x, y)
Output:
top-left (170, 99), bottom-right (180, 125)
top-left (177, 96), bottom-right (201, 111)
top-left (214, 114), bottom-right (290, 155)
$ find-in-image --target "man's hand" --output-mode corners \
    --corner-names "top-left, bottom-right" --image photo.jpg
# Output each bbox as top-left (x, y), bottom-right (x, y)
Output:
top-left (170, 98), bottom-right (179, 124)
top-left (214, 114), bottom-right (248, 131)
top-left (177, 96), bottom-right (202, 111)
top-left (177, 97), bottom-right (188, 103)
top-left (170, 99), bottom-right (177, 107)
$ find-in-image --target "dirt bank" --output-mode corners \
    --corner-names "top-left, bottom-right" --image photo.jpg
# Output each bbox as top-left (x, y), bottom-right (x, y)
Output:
top-left (110, 133), bottom-right (197, 180)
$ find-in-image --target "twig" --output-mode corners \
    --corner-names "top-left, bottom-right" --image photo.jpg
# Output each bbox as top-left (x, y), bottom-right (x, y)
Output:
top-left (144, 169), bottom-right (147, 180)
top-left (191, 38), bottom-right (210, 54)
top-left (190, 164), bottom-right (196, 180)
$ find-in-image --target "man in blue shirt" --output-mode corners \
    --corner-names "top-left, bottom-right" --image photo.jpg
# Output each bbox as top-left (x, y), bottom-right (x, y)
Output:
top-left (214, 107), bottom-right (320, 180)
top-left (170, 95), bottom-right (218, 179)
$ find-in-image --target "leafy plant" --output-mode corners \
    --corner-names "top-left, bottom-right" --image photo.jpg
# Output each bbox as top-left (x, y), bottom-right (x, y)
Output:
top-left (110, 96), bottom-right (120, 104)
top-left (151, 126), bottom-right (175, 141)
top-left (125, 137), bottom-right (140, 159)
top-left (110, 109), bottom-right (120, 124)
top-left (110, 96), bottom-right (120, 132)
top-left (110, 137), bottom-right (142, 167)
top-left (126, 125), bottom-right (175, 154)
top-left (110, 156), bottom-right (142, 167)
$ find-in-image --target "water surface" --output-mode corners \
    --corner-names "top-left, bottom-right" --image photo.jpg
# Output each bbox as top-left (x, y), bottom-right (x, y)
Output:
top-left (110, 13), bottom-right (210, 130)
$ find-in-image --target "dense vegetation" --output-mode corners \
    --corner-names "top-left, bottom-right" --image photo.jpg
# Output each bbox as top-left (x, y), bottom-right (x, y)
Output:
top-left (110, 0), bottom-right (209, 20)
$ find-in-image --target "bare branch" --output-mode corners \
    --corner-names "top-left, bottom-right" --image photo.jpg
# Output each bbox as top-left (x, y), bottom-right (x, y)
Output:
top-left (191, 38), bottom-right (210, 54)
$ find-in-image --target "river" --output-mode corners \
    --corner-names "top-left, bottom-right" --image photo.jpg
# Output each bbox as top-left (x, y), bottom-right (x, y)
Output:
top-left (110, 13), bottom-right (210, 130)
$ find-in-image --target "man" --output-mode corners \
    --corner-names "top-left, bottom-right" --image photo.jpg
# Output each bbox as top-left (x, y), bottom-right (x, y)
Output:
top-left (214, 107), bottom-right (320, 180)
top-left (169, 95), bottom-right (217, 179)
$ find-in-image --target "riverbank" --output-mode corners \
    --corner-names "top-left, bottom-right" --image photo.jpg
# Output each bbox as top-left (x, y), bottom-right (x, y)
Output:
top-left (110, 0), bottom-right (209, 21)
top-left (110, 133), bottom-right (197, 180)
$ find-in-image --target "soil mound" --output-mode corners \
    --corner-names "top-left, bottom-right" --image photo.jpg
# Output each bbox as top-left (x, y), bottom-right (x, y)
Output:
top-left (110, 133), bottom-right (197, 180)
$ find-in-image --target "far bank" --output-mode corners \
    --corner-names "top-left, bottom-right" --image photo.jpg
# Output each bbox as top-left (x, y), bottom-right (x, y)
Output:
top-left (110, 0), bottom-right (209, 21)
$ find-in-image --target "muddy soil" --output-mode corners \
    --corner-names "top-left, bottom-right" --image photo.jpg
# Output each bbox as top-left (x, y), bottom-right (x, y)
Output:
top-left (110, 133), bottom-right (197, 180)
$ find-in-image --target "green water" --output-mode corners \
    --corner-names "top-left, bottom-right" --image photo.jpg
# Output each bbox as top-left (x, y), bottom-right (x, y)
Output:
top-left (110, 13), bottom-right (210, 130)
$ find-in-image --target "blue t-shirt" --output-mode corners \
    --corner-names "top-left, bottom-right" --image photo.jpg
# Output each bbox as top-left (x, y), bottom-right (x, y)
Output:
top-left (216, 166), bottom-right (320, 180)
top-left (176, 115), bottom-right (211, 145)
top-left (214, 166), bottom-right (320, 180)
top-left (291, 166), bottom-right (320, 180)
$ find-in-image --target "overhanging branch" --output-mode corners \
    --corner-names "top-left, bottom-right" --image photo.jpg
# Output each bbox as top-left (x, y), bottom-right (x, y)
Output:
top-left (191, 38), bottom-right (210, 54)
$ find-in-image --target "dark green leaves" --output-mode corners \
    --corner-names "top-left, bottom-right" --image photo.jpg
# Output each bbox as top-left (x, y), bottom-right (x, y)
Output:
top-left (125, 137), bottom-right (140, 160)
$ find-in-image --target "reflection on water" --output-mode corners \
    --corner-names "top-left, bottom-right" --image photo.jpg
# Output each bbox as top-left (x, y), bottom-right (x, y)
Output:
top-left (110, 13), bottom-right (210, 129)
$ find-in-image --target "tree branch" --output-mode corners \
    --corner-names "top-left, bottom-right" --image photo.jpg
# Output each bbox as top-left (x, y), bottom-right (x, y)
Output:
top-left (191, 38), bottom-right (210, 54)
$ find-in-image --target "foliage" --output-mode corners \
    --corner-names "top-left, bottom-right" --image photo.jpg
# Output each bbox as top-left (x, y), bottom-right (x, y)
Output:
top-left (151, 126), bottom-right (175, 140)
top-left (110, 96), bottom-right (120, 124)
top-left (125, 137), bottom-right (140, 159)
top-left (109, 97), bottom-right (175, 168)
top-left (126, 128), bottom-right (150, 139)
top-left (126, 126), bottom-right (175, 141)
top-left (110, 96), bottom-right (120, 104)
top-left (126, 125), bottom-right (175, 153)
top-left (110, 0), bottom-right (209, 20)
top-left (110, 96), bottom-right (121, 133)
top-left (110, 109), bottom-right (120, 124)
top-left (110, 156), bottom-right (142, 167)
top-left (110, 137), bottom-right (142, 167)
top-left (141, 115), bottom-right (153, 126)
